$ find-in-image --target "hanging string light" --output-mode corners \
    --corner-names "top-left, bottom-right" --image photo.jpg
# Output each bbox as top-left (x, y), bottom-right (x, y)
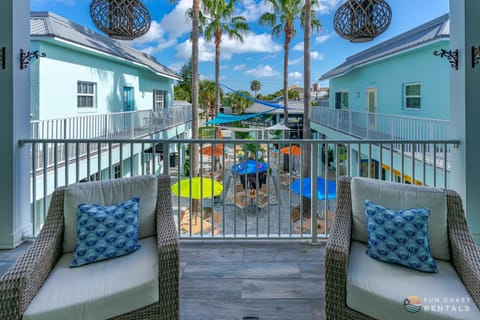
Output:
top-left (90, 0), bottom-right (151, 40)
top-left (334, 0), bottom-right (392, 43)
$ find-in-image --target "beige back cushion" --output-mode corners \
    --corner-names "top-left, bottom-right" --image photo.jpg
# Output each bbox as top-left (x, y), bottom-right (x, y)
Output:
top-left (351, 177), bottom-right (450, 261)
top-left (63, 176), bottom-right (158, 253)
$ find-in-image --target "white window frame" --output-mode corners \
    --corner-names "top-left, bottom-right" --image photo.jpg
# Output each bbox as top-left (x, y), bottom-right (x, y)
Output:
top-left (77, 81), bottom-right (97, 109)
top-left (404, 82), bottom-right (421, 110)
top-left (153, 89), bottom-right (166, 111)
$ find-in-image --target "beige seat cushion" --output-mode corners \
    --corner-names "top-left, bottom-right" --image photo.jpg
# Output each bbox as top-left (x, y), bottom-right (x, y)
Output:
top-left (63, 175), bottom-right (157, 253)
top-left (24, 237), bottom-right (159, 320)
top-left (347, 241), bottom-right (480, 320)
top-left (351, 177), bottom-right (449, 261)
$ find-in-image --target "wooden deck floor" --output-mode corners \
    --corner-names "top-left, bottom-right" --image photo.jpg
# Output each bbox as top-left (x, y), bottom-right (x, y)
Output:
top-left (180, 241), bottom-right (326, 320)
top-left (1, 240), bottom-right (326, 320)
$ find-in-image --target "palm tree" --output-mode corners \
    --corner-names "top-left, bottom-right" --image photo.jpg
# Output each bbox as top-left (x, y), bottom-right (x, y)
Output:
top-left (190, 0), bottom-right (201, 214)
top-left (250, 80), bottom-right (261, 98)
top-left (230, 90), bottom-right (254, 114)
top-left (199, 0), bottom-right (249, 118)
top-left (259, 0), bottom-right (321, 127)
top-left (199, 80), bottom-right (217, 123)
top-left (302, 0), bottom-right (313, 218)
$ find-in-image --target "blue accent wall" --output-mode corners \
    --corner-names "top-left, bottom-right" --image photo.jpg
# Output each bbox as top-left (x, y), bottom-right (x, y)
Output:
top-left (328, 40), bottom-right (450, 120)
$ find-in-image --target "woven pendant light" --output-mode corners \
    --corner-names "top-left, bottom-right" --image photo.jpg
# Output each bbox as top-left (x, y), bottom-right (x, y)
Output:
top-left (334, 0), bottom-right (392, 43)
top-left (90, 0), bottom-right (151, 40)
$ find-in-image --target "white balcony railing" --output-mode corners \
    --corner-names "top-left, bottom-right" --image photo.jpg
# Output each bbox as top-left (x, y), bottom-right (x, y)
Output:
top-left (31, 107), bottom-right (192, 140)
top-left (30, 107), bottom-right (191, 169)
top-left (311, 108), bottom-right (450, 140)
top-left (19, 138), bottom-right (459, 240)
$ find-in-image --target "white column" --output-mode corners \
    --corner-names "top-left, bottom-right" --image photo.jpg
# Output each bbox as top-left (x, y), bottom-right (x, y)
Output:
top-left (450, 0), bottom-right (480, 243)
top-left (0, 0), bottom-right (31, 248)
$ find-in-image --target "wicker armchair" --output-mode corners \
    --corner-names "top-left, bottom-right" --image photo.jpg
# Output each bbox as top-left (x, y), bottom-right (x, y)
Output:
top-left (325, 176), bottom-right (480, 320)
top-left (0, 175), bottom-right (179, 320)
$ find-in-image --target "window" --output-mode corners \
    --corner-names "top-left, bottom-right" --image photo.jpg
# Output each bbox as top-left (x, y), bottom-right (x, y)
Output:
top-left (334, 91), bottom-right (349, 109)
top-left (77, 81), bottom-right (97, 108)
top-left (153, 89), bottom-right (166, 111)
top-left (114, 164), bottom-right (121, 178)
top-left (404, 83), bottom-right (421, 109)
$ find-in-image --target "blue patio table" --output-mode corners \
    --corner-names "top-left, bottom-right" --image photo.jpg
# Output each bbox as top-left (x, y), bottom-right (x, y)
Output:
top-left (291, 177), bottom-right (336, 200)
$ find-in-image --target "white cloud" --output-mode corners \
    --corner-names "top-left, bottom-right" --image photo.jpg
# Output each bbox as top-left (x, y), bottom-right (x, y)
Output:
top-left (293, 42), bottom-right (304, 52)
top-left (200, 74), bottom-right (213, 81)
top-left (176, 32), bottom-right (281, 62)
top-left (176, 38), bottom-right (215, 62)
top-left (220, 32), bottom-right (282, 59)
top-left (235, 0), bottom-right (271, 22)
top-left (289, 72), bottom-right (302, 79)
top-left (315, 33), bottom-right (332, 44)
top-left (158, 0), bottom-right (192, 38)
top-left (245, 65), bottom-right (280, 77)
top-left (168, 62), bottom-right (185, 73)
top-left (310, 51), bottom-right (324, 60)
top-left (127, 0), bottom-right (192, 54)
top-left (234, 64), bottom-right (246, 71)
top-left (289, 56), bottom-right (303, 65)
top-left (289, 51), bottom-right (324, 65)
top-left (314, 0), bottom-right (343, 15)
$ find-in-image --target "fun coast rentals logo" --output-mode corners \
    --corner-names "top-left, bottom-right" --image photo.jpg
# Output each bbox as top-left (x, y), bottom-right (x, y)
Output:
top-left (404, 296), bottom-right (422, 313)
top-left (404, 295), bottom-right (472, 314)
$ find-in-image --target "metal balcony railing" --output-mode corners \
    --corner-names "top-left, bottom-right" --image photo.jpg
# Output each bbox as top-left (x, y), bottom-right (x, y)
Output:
top-left (19, 138), bottom-right (459, 240)
top-left (30, 107), bottom-right (191, 169)
top-left (311, 108), bottom-right (450, 140)
top-left (31, 107), bottom-right (192, 139)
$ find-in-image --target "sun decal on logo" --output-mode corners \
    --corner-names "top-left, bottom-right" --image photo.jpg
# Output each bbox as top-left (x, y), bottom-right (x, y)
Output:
top-left (404, 296), bottom-right (422, 313)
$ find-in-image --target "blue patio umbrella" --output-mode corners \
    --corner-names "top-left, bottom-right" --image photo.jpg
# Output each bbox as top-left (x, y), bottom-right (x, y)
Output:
top-left (231, 159), bottom-right (268, 175)
top-left (291, 177), bottom-right (336, 200)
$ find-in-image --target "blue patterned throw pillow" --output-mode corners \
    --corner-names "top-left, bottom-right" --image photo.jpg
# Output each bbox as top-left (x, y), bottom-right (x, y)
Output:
top-left (364, 200), bottom-right (438, 273)
top-left (70, 197), bottom-right (141, 267)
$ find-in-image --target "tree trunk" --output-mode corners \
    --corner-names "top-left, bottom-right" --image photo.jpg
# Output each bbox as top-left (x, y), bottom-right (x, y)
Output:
top-left (302, 0), bottom-right (312, 218)
top-left (283, 34), bottom-right (290, 128)
top-left (191, 0), bottom-right (200, 213)
top-left (215, 33), bottom-right (221, 118)
top-left (282, 31), bottom-right (291, 170)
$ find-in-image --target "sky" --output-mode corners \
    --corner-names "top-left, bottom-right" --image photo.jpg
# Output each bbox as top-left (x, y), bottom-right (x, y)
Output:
top-left (30, 0), bottom-right (449, 95)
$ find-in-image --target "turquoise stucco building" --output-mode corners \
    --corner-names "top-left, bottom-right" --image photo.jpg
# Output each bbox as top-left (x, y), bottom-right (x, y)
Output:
top-left (29, 11), bottom-right (180, 121)
top-left (314, 14), bottom-right (451, 186)
top-left (320, 14), bottom-right (450, 121)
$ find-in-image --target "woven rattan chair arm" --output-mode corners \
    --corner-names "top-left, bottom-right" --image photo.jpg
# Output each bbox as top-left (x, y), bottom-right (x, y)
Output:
top-left (325, 177), bottom-right (353, 319)
top-left (326, 176), bottom-right (353, 257)
top-left (155, 175), bottom-right (179, 319)
top-left (445, 190), bottom-right (480, 308)
top-left (0, 187), bottom-right (65, 320)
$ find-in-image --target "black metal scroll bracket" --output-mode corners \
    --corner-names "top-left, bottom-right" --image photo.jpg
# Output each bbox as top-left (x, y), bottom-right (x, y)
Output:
top-left (19, 49), bottom-right (46, 70)
top-left (472, 46), bottom-right (480, 68)
top-left (0, 47), bottom-right (5, 69)
top-left (433, 49), bottom-right (458, 70)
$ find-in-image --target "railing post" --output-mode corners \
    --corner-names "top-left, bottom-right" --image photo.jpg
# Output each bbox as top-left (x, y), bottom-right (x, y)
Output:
top-left (163, 142), bottom-right (169, 175)
top-left (131, 112), bottom-right (134, 138)
top-left (310, 143), bottom-right (319, 245)
top-left (63, 118), bottom-right (67, 139)
top-left (104, 114), bottom-right (108, 138)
